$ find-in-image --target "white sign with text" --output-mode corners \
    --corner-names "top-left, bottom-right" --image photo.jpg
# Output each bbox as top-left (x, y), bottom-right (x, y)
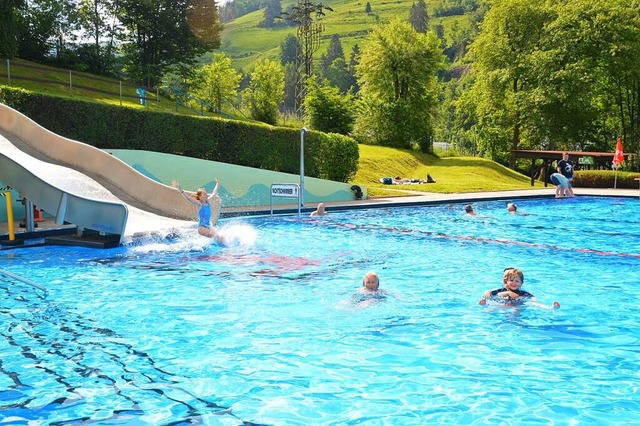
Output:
top-left (271, 184), bottom-right (299, 198)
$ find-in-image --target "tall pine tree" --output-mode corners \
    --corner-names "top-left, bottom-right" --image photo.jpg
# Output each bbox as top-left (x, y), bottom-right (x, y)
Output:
top-left (409, 0), bottom-right (428, 34)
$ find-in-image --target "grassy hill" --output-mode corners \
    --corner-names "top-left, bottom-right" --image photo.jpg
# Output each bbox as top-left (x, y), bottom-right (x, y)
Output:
top-left (354, 144), bottom-right (543, 197)
top-left (217, 0), bottom-right (473, 71)
top-left (0, 58), bottom-right (239, 120)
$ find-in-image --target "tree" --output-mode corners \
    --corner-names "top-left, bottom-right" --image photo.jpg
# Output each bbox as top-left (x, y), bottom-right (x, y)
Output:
top-left (245, 59), bottom-right (285, 124)
top-left (347, 44), bottom-right (361, 95)
top-left (115, 0), bottom-right (222, 87)
top-left (305, 80), bottom-right (355, 135)
top-left (15, 0), bottom-right (78, 61)
top-left (326, 34), bottom-right (344, 63)
top-left (465, 0), bottom-right (552, 166)
top-left (320, 34), bottom-right (344, 77)
top-left (77, 0), bottom-right (118, 75)
top-left (283, 62), bottom-right (297, 112)
top-left (0, 0), bottom-right (18, 57)
top-left (355, 19), bottom-right (444, 149)
top-left (409, 0), bottom-right (428, 34)
top-left (261, 0), bottom-right (282, 28)
top-left (325, 57), bottom-right (351, 93)
top-left (279, 34), bottom-right (300, 65)
top-left (192, 53), bottom-right (241, 113)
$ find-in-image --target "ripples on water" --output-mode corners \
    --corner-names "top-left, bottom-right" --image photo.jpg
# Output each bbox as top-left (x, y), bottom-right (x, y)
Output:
top-left (1, 197), bottom-right (640, 424)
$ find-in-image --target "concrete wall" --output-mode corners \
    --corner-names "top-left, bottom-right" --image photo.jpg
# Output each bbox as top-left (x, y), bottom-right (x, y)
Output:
top-left (110, 149), bottom-right (365, 209)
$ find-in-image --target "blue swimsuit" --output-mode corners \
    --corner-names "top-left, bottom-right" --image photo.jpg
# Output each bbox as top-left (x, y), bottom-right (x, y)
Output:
top-left (198, 202), bottom-right (211, 229)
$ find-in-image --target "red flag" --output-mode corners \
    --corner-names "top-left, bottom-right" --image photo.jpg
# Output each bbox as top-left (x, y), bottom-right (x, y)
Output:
top-left (613, 138), bottom-right (624, 166)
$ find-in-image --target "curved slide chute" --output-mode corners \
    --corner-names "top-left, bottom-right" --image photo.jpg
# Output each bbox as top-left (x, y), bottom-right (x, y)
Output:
top-left (0, 104), bottom-right (194, 243)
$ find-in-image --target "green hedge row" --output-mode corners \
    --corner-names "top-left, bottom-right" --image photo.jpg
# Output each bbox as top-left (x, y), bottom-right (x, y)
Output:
top-left (574, 170), bottom-right (640, 189)
top-left (0, 86), bottom-right (359, 182)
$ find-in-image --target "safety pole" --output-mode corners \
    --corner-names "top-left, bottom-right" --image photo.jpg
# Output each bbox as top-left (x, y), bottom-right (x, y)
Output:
top-left (300, 128), bottom-right (307, 209)
top-left (5, 191), bottom-right (16, 241)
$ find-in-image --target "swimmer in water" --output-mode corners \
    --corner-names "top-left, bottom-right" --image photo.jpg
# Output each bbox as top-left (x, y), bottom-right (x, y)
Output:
top-left (173, 178), bottom-right (223, 241)
top-left (479, 268), bottom-right (560, 309)
top-left (351, 271), bottom-right (388, 305)
top-left (464, 204), bottom-right (478, 216)
top-left (310, 203), bottom-right (328, 217)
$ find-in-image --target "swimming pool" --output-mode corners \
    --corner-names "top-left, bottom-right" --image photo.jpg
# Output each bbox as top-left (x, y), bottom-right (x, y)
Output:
top-left (1, 196), bottom-right (639, 424)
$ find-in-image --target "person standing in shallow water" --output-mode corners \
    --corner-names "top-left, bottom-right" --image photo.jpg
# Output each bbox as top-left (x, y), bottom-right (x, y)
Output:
top-left (310, 203), bottom-right (328, 217)
top-left (172, 178), bottom-right (222, 239)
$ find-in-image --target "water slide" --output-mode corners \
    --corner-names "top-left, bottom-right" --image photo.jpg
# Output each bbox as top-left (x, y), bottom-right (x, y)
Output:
top-left (0, 104), bottom-right (196, 243)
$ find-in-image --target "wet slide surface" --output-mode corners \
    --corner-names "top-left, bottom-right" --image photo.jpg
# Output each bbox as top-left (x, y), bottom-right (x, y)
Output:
top-left (0, 105), bottom-right (195, 239)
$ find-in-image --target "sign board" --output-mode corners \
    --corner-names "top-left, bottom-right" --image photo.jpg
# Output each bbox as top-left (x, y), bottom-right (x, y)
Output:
top-left (271, 184), bottom-right (299, 198)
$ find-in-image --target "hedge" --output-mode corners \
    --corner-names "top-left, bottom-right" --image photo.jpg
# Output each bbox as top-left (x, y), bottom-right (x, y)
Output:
top-left (574, 170), bottom-right (640, 189)
top-left (0, 86), bottom-right (359, 182)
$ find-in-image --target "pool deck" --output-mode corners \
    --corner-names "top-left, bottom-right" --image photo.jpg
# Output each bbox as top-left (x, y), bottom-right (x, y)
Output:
top-left (1, 187), bottom-right (638, 248)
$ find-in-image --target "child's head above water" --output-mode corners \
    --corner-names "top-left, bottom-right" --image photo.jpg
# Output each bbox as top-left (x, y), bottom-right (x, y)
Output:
top-left (503, 268), bottom-right (524, 290)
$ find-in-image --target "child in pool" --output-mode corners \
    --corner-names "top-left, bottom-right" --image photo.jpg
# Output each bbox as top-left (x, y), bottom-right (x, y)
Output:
top-left (479, 268), bottom-right (560, 309)
top-left (172, 178), bottom-right (223, 241)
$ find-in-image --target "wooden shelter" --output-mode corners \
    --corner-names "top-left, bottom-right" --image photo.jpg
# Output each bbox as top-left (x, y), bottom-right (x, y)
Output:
top-left (511, 150), bottom-right (631, 186)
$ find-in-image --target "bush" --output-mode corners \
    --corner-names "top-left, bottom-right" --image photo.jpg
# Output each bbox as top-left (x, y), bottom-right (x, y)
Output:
top-left (574, 170), bottom-right (640, 189)
top-left (0, 86), bottom-right (360, 182)
top-left (304, 81), bottom-right (355, 135)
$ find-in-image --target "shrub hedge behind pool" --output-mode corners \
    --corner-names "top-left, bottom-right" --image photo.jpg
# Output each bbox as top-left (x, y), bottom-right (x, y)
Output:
top-left (574, 170), bottom-right (640, 189)
top-left (0, 86), bottom-right (359, 182)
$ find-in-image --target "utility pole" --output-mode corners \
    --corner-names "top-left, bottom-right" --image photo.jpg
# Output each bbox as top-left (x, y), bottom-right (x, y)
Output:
top-left (279, 1), bottom-right (333, 115)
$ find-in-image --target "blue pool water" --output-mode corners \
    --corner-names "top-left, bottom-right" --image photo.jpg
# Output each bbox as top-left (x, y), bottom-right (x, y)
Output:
top-left (1, 196), bottom-right (640, 425)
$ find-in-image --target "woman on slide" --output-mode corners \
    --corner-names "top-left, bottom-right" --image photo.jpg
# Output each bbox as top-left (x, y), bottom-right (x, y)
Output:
top-left (172, 178), bottom-right (222, 240)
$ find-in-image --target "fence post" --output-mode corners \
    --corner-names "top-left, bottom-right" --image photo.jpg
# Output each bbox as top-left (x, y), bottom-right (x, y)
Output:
top-left (69, 70), bottom-right (72, 94)
top-left (6, 59), bottom-right (10, 86)
top-left (119, 81), bottom-right (122, 106)
top-left (157, 87), bottom-right (159, 107)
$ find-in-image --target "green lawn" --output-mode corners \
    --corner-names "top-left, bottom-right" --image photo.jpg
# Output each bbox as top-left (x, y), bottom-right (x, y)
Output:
top-left (353, 144), bottom-right (542, 197)
top-left (0, 58), bottom-right (237, 119)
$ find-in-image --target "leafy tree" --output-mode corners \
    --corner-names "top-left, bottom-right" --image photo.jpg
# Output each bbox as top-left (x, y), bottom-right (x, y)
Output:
top-left (283, 62), bottom-right (298, 112)
top-left (15, 0), bottom-right (78, 61)
top-left (409, 0), bottom-right (428, 34)
top-left (325, 57), bottom-right (352, 94)
top-left (77, 0), bottom-right (119, 75)
top-left (192, 53), bottom-right (241, 113)
top-left (355, 19), bottom-right (444, 149)
top-left (245, 59), bottom-right (285, 124)
top-left (305, 80), bottom-right (355, 135)
top-left (115, 0), bottom-right (221, 87)
top-left (1, 0), bottom-right (18, 57)
top-left (279, 34), bottom-right (300, 65)
top-left (365, 2), bottom-right (371, 14)
top-left (261, 0), bottom-right (282, 28)
top-left (465, 0), bottom-right (551, 165)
